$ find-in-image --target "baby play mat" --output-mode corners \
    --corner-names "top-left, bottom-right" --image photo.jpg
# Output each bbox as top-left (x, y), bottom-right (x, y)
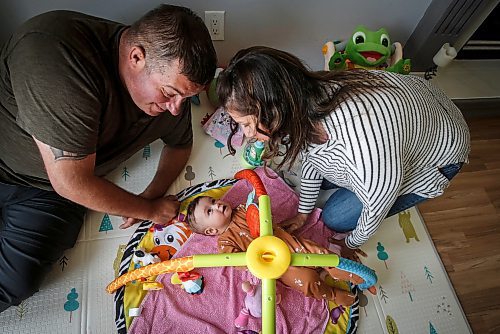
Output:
top-left (0, 95), bottom-right (472, 334)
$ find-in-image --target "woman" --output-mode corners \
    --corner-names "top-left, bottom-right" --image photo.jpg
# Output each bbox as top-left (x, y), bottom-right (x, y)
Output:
top-left (216, 46), bottom-right (469, 256)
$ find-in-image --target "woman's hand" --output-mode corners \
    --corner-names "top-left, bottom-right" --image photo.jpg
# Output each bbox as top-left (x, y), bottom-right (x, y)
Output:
top-left (280, 213), bottom-right (309, 234)
top-left (329, 236), bottom-right (367, 262)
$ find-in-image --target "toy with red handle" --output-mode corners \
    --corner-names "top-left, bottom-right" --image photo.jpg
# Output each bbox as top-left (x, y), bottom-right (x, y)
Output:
top-left (235, 169), bottom-right (267, 238)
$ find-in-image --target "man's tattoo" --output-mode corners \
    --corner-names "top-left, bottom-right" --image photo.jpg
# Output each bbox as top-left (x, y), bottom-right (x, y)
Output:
top-left (50, 147), bottom-right (87, 161)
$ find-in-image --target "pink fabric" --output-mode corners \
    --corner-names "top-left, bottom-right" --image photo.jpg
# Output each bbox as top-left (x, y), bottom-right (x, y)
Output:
top-left (129, 168), bottom-right (335, 334)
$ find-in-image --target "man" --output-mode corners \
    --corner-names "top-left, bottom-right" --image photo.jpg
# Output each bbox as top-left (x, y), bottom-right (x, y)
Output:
top-left (0, 5), bottom-right (216, 312)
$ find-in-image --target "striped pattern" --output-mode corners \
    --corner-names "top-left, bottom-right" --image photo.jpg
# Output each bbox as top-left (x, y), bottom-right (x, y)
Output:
top-left (346, 288), bottom-right (359, 334)
top-left (299, 71), bottom-right (470, 249)
top-left (114, 220), bottom-right (153, 333)
top-left (176, 178), bottom-right (237, 201)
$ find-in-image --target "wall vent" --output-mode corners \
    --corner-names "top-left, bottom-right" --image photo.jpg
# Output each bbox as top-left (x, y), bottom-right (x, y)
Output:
top-left (434, 0), bottom-right (483, 35)
top-left (405, 0), bottom-right (499, 71)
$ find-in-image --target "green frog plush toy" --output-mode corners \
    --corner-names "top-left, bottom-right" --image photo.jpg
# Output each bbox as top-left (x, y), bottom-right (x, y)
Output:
top-left (322, 25), bottom-right (411, 74)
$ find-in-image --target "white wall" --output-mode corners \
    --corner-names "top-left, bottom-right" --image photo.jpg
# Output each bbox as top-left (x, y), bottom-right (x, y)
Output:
top-left (0, 0), bottom-right (432, 70)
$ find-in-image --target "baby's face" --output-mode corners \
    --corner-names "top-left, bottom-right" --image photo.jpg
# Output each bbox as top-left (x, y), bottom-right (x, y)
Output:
top-left (194, 197), bottom-right (233, 235)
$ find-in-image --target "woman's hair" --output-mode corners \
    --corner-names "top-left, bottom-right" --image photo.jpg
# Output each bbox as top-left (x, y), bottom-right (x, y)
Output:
top-left (127, 4), bottom-right (217, 86)
top-left (185, 196), bottom-right (207, 234)
top-left (216, 46), bottom-right (390, 170)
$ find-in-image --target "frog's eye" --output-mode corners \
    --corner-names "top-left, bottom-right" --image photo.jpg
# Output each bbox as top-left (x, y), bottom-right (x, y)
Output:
top-left (380, 34), bottom-right (390, 47)
top-left (353, 31), bottom-right (366, 44)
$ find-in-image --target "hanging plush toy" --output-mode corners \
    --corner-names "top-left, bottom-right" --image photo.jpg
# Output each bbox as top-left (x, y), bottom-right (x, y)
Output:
top-left (171, 271), bottom-right (204, 294)
top-left (234, 281), bottom-right (262, 329)
top-left (322, 25), bottom-right (411, 74)
top-left (234, 280), bottom-right (282, 329)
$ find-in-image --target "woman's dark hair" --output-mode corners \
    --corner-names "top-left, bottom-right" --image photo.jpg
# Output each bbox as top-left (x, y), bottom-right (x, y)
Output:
top-left (127, 4), bottom-right (217, 85)
top-left (217, 46), bottom-right (390, 170)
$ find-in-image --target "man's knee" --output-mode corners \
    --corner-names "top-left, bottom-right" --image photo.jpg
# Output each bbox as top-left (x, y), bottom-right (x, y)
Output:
top-left (0, 257), bottom-right (46, 313)
top-left (0, 283), bottom-right (40, 313)
top-left (0, 187), bottom-right (85, 313)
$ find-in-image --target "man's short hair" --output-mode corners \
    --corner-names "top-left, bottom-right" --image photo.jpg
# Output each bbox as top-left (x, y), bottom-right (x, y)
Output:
top-left (128, 4), bottom-right (217, 86)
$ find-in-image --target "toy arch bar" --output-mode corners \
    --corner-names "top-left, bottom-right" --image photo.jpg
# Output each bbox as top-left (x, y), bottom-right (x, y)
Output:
top-left (107, 169), bottom-right (377, 334)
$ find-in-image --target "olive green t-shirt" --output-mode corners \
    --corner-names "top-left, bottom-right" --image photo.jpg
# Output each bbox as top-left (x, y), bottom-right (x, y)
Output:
top-left (0, 10), bottom-right (193, 190)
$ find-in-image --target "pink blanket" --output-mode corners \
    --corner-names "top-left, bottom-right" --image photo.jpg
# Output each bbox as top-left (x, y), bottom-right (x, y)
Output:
top-left (129, 168), bottom-right (336, 334)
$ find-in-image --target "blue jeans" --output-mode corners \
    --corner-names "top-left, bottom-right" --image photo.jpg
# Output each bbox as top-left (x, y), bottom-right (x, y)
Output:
top-left (321, 163), bottom-right (463, 232)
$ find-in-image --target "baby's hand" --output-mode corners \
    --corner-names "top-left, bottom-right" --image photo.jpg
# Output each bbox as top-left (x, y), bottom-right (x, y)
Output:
top-left (328, 236), bottom-right (367, 262)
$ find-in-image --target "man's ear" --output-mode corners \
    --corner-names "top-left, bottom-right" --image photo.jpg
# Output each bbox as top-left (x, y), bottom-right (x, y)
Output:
top-left (204, 227), bottom-right (218, 236)
top-left (128, 46), bottom-right (146, 71)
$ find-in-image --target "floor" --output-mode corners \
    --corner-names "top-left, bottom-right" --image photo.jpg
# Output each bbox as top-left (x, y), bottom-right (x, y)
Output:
top-left (419, 60), bottom-right (500, 333)
top-left (418, 114), bottom-right (500, 334)
top-left (417, 58), bottom-right (500, 333)
top-left (428, 59), bottom-right (500, 100)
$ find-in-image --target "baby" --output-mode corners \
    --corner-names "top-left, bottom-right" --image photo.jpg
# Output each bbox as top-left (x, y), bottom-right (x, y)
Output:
top-left (186, 196), bottom-right (361, 306)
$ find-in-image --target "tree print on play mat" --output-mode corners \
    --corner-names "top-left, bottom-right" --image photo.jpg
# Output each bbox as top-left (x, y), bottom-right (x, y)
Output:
top-left (214, 140), bottom-right (224, 154)
top-left (430, 321), bottom-right (438, 334)
top-left (64, 288), bottom-right (80, 323)
top-left (208, 166), bottom-right (216, 180)
top-left (99, 213), bottom-right (113, 233)
top-left (59, 254), bottom-right (69, 271)
top-left (424, 265), bottom-right (434, 284)
top-left (376, 241), bottom-right (389, 269)
top-left (401, 271), bottom-right (415, 302)
top-left (16, 300), bottom-right (29, 320)
top-left (184, 166), bottom-right (195, 186)
top-left (358, 290), bottom-right (369, 316)
top-left (122, 167), bottom-right (130, 181)
top-left (379, 285), bottom-right (389, 304)
top-left (386, 315), bottom-right (399, 334)
top-left (143, 144), bottom-right (151, 160)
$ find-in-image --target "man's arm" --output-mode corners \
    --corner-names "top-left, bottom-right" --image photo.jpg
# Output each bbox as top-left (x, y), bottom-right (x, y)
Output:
top-left (119, 144), bottom-right (191, 228)
top-left (140, 144), bottom-right (192, 200)
top-left (34, 137), bottom-right (178, 224)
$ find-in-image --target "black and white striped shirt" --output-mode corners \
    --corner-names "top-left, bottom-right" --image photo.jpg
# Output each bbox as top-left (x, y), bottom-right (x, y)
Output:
top-left (298, 71), bottom-right (470, 248)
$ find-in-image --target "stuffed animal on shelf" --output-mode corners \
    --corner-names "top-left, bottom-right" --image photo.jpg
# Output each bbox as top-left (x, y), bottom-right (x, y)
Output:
top-left (322, 25), bottom-right (411, 74)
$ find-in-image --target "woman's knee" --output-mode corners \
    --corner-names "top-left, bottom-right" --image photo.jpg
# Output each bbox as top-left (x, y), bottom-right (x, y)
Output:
top-left (321, 188), bottom-right (362, 232)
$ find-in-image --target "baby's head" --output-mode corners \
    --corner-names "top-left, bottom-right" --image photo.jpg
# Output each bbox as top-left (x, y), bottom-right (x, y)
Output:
top-left (186, 196), bottom-right (233, 235)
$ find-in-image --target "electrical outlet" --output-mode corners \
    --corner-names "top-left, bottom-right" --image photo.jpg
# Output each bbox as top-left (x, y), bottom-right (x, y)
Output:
top-left (205, 11), bottom-right (225, 41)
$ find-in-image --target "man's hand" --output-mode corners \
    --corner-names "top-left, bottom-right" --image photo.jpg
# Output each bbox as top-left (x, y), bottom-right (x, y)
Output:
top-left (280, 213), bottom-right (309, 234)
top-left (120, 195), bottom-right (179, 229)
top-left (328, 236), bottom-right (367, 262)
top-left (118, 145), bottom-right (191, 230)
